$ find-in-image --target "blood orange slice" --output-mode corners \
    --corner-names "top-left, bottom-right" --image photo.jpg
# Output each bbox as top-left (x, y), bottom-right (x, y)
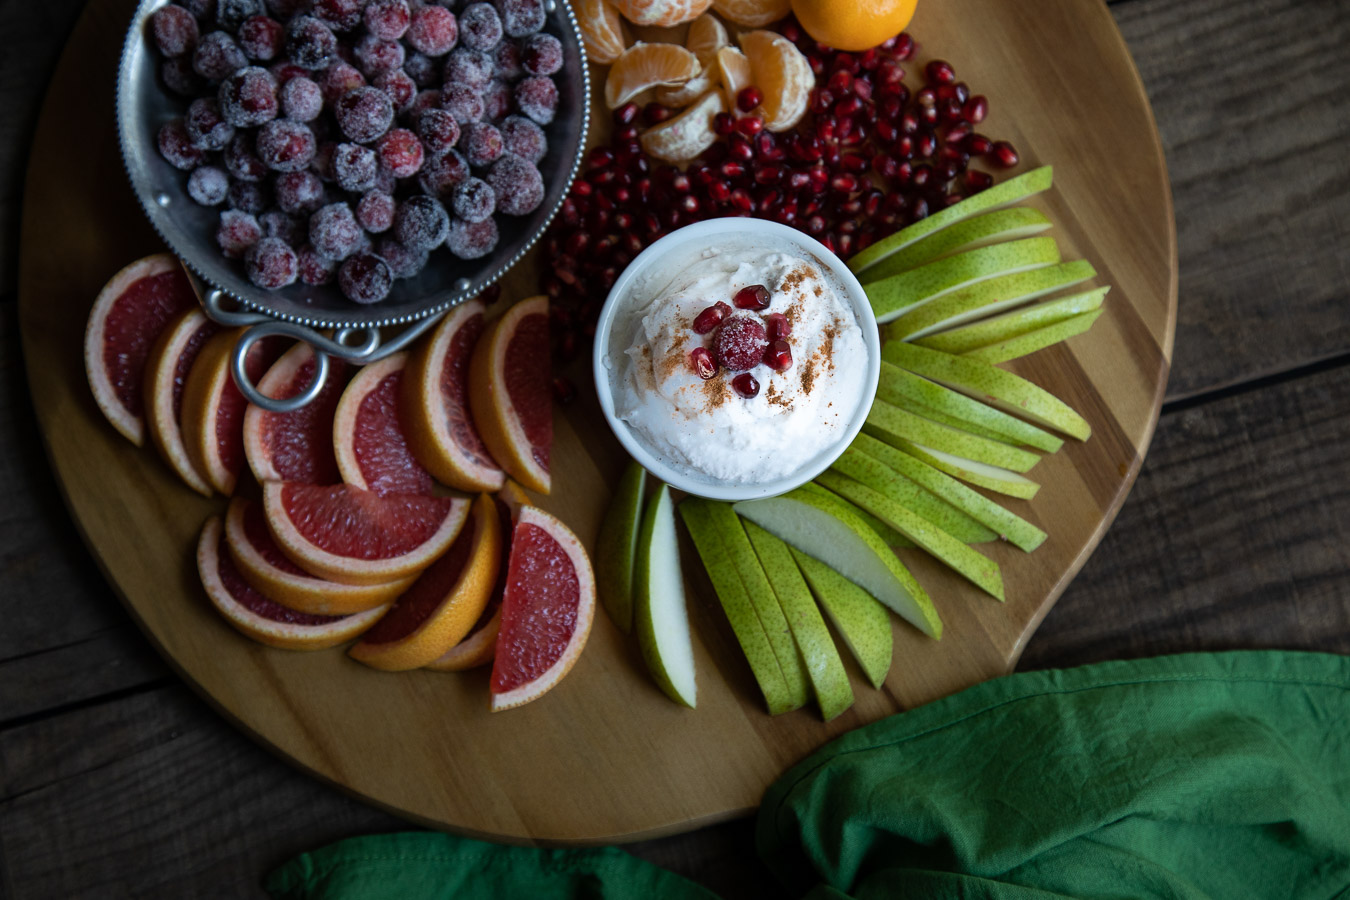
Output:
top-left (144, 308), bottom-right (222, 496)
top-left (84, 253), bottom-right (198, 446)
top-left (332, 352), bottom-right (434, 497)
top-left (468, 296), bottom-right (552, 494)
top-left (262, 481), bottom-right (469, 585)
top-left (490, 505), bottom-right (596, 711)
top-left (349, 492), bottom-right (502, 670)
top-left (224, 497), bottom-right (411, 615)
top-left (182, 330), bottom-right (289, 496)
top-left (401, 300), bottom-right (506, 493)
top-left (243, 343), bottom-right (348, 485)
top-left (198, 516), bottom-right (388, 650)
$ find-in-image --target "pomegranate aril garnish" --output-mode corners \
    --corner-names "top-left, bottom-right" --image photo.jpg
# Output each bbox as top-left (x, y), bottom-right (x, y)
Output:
top-left (612, 102), bottom-right (639, 126)
top-left (925, 60), bottom-right (956, 86)
top-left (764, 340), bottom-right (792, 372)
top-left (690, 347), bottom-right (717, 380)
top-left (764, 312), bottom-right (791, 341)
top-left (731, 373), bottom-right (759, 399)
top-left (966, 170), bottom-right (993, 192)
top-left (892, 33), bottom-right (916, 60)
top-left (692, 301), bottom-right (732, 335)
top-left (991, 141), bottom-right (1020, 168)
top-left (644, 103), bottom-right (674, 126)
top-left (735, 116), bottom-right (764, 138)
top-left (732, 284), bottom-right (771, 311)
top-left (737, 86), bottom-right (763, 113)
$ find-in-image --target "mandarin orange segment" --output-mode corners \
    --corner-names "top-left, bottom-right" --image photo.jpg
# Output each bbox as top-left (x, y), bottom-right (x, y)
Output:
top-left (738, 29), bottom-right (812, 132)
top-left (611, 0), bottom-right (713, 27)
top-left (712, 0), bottom-right (791, 27)
top-left (640, 89), bottom-right (725, 162)
top-left (575, 0), bottom-right (628, 65)
top-left (655, 13), bottom-right (729, 106)
top-left (714, 46), bottom-right (753, 115)
top-left (604, 41), bottom-right (702, 109)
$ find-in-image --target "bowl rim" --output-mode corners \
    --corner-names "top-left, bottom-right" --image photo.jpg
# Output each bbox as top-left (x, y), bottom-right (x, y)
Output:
top-left (592, 218), bottom-right (881, 502)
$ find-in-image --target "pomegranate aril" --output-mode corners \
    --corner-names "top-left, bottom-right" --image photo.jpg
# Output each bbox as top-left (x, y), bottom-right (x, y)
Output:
top-left (830, 173), bottom-right (859, 193)
top-left (764, 340), bottom-right (792, 372)
top-left (731, 373), bottom-right (759, 399)
top-left (892, 33), bottom-right (916, 61)
top-left (735, 116), bottom-right (764, 138)
top-left (991, 141), bottom-right (1020, 168)
top-left (966, 170), bottom-right (993, 192)
top-left (644, 103), bottom-right (674, 125)
top-left (733, 284), bottom-right (771, 311)
top-left (613, 102), bottom-right (640, 126)
top-left (764, 312), bottom-right (791, 341)
top-left (925, 60), bottom-right (955, 85)
top-left (690, 346), bottom-right (717, 380)
top-left (693, 302), bottom-right (732, 334)
top-left (737, 86), bottom-right (763, 113)
top-left (966, 133), bottom-right (994, 155)
top-left (963, 95), bottom-right (988, 125)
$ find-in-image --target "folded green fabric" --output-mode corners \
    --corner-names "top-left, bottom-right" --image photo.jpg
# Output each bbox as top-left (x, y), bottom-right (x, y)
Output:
top-left (267, 651), bottom-right (1350, 900)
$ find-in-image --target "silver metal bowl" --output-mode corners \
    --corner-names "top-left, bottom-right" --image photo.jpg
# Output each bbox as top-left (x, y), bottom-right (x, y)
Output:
top-left (115, 0), bottom-right (589, 409)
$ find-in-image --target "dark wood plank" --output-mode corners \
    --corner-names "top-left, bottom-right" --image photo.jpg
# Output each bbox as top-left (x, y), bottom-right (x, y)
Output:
top-left (1021, 361), bottom-right (1350, 671)
top-left (1113, 0), bottom-right (1350, 399)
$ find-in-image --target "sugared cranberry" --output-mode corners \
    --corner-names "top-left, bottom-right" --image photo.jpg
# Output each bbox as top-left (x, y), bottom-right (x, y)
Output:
top-left (354, 33), bottom-right (406, 76)
top-left (376, 127), bottom-right (423, 176)
top-left (451, 177), bottom-right (497, 223)
top-left (285, 16), bottom-right (338, 70)
top-left (244, 237), bottom-right (298, 288)
top-left (157, 119), bottom-right (204, 170)
top-left (238, 16), bottom-right (284, 61)
top-left (335, 86), bottom-right (394, 142)
top-left (462, 122), bottom-right (504, 167)
top-left (162, 57), bottom-right (204, 96)
top-left (690, 346), bottom-right (717, 380)
top-left (193, 31), bottom-right (247, 81)
top-left (372, 68), bottom-right (416, 111)
top-left (318, 60), bottom-right (366, 103)
top-left (256, 118), bottom-right (316, 171)
top-left (393, 196), bottom-right (450, 251)
top-left (152, 6), bottom-right (199, 58)
top-left (375, 238), bottom-right (426, 278)
top-left (227, 178), bottom-right (270, 215)
top-left (692, 301), bottom-right (731, 335)
top-left (217, 209), bottom-right (261, 258)
top-left (275, 170), bottom-right (324, 214)
top-left (496, 0), bottom-right (545, 38)
top-left (219, 66), bottom-right (278, 127)
top-left (459, 3), bottom-right (503, 50)
top-left (499, 114), bottom-right (546, 163)
top-left (416, 108), bottom-right (460, 158)
top-left (404, 51), bottom-right (439, 87)
top-left (297, 244), bottom-right (337, 284)
top-left (521, 33), bottom-right (562, 76)
top-left (515, 75), bottom-right (557, 125)
top-left (312, 0), bottom-right (363, 31)
top-left (486, 154), bottom-right (543, 215)
top-left (418, 149), bottom-right (469, 197)
top-left (259, 211), bottom-right (304, 244)
top-left (733, 284), bottom-right (770, 310)
top-left (442, 83), bottom-right (486, 123)
top-left (309, 202), bottom-right (363, 260)
top-left (445, 216), bottom-right (498, 259)
top-left (338, 252), bottom-right (393, 303)
top-left (731, 373), bottom-right (760, 398)
top-left (406, 6), bottom-right (458, 56)
top-left (187, 166), bottom-right (229, 206)
top-left (278, 75), bottom-right (322, 121)
top-left (355, 190), bottom-right (396, 232)
top-left (714, 315), bottom-right (768, 371)
top-left (364, 0), bottom-right (411, 41)
top-left (184, 97), bottom-right (234, 150)
top-left (444, 47), bottom-right (493, 89)
top-left (333, 142), bottom-right (378, 191)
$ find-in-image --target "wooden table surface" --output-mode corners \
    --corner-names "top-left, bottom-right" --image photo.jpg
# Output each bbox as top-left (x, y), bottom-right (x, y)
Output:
top-left (0, 0), bottom-right (1346, 895)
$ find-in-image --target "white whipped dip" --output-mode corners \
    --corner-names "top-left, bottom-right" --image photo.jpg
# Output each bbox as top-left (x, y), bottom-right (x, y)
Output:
top-left (606, 239), bottom-right (869, 485)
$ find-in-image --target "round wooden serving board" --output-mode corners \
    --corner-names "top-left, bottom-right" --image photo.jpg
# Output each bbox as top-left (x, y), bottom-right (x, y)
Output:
top-left (19, 0), bottom-right (1176, 843)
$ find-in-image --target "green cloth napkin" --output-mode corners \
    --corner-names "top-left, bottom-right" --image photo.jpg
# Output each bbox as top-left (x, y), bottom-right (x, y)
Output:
top-left (266, 651), bottom-right (1350, 899)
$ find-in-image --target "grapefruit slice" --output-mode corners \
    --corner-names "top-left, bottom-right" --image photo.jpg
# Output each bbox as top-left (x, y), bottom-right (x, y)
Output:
top-left (333, 352), bottom-right (435, 497)
top-left (349, 492), bottom-right (502, 670)
top-left (243, 343), bottom-right (348, 485)
top-left (490, 504), bottom-right (596, 711)
top-left (401, 300), bottom-right (506, 493)
top-left (144, 308), bottom-right (222, 496)
top-left (262, 481), bottom-right (469, 585)
top-left (224, 497), bottom-right (411, 615)
top-left (197, 516), bottom-right (388, 650)
top-left (84, 253), bottom-right (198, 446)
top-left (468, 296), bottom-right (552, 494)
top-left (182, 330), bottom-right (289, 496)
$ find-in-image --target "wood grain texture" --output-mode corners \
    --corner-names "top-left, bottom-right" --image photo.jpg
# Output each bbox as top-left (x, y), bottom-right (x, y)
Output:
top-left (17, 0), bottom-right (1174, 844)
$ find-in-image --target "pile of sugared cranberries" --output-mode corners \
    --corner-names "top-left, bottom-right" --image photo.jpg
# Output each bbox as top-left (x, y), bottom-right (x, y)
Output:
top-left (149, 0), bottom-right (559, 304)
top-left (539, 19), bottom-right (1019, 370)
top-left (686, 283), bottom-right (790, 400)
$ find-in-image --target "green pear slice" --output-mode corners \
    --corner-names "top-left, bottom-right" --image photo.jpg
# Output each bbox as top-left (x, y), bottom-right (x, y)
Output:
top-left (918, 287), bottom-right (1110, 354)
top-left (827, 452), bottom-right (996, 544)
top-left (886, 395), bottom-right (1013, 444)
top-left (827, 491), bottom-right (915, 549)
top-left (791, 548), bottom-right (893, 689)
top-left (734, 485), bottom-right (942, 639)
top-left (889, 439), bottom-right (1040, 499)
top-left (866, 399), bottom-right (1042, 473)
top-left (634, 484), bottom-right (696, 708)
top-left (964, 309), bottom-right (1104, 364)
top-left (595, 459), bottom-right (648, 633)
top-left (884, 342), bottom-right (1091, 441)
top-left (679, 499), bottom-right (798, 715)
top-left (882, 260), bottom-right (1097, 342)
top-left (743, 522), bottom-right (854, 721)
top-left (876, 361), bottom-right (1063, 453)
top-left (817, 471), bottom-right (1004, 601)
top-left (866, 237), bottom-right (1062, 324)
top-left (850, 166), bottom-right (1055, 275)
top-left (849, 436), bottom-right (1047, 552)
top-left (861, 207), bottom-right (1052, 283)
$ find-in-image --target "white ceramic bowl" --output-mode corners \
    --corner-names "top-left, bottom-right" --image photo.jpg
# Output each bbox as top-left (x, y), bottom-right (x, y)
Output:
top-left (592, 218), bottom-right (880, 502)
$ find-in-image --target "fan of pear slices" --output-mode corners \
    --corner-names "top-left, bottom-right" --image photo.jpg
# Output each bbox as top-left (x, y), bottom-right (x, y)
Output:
top-left (598, 166), bottom-right (1110, 719)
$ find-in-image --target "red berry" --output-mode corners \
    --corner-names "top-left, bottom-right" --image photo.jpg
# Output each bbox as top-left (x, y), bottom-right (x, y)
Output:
top-left (338, 252), bottom-right (393, 304)
top-left (157, 119), bottom-right (204, 170)
top-left (151, 6), bottom-right (199, 58)
top-left (764, 312), bottom-right (791, 341)
top-left (459, 3), bottom-right (503, 51)
top-left (692, 301), bottom-right (731, 335)
top-left (376, 127), bottom-right (424, 177)
top-left (238, 16), bottom-right (284, 61)
top-left (736, 86), bottom-right (763, 112)
top-left (763, 340), bottom-right (792, 371)
top-left (732, 284), bottom-right (770, 310)
top-left (244, 237), bottom-right (298, 288)
top-left (713, 315), bottom-right (768, 372)
top-left (406, 6), bottom-right (458, 56)
top-left (522, 33), bottom-right (563, 75)
top-left (335, 86), bottom-right (394, 142)
top-left (731, 373), bottom-right (760, 398)
top-left (363, 0), bottom-right (411, 41)
top-left (690, 346), bottom-right (717, 379)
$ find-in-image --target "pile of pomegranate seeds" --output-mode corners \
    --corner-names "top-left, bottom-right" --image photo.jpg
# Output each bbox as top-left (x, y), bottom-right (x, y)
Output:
top-left (684, 283), bottom-right (792, 401)
top-left (148, 0), bottom-right (559, 303)
top-left (539, 19), bottom-right (1021, 372)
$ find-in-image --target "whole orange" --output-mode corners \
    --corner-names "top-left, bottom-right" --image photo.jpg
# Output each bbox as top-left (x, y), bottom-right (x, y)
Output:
top-left (790, 0), bottom-right (917, 52)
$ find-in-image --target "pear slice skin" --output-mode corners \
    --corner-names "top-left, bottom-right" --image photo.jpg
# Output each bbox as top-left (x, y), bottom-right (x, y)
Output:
top-left (734, 484), bottom-right (942, 639)
top-left (883, 342), bottom-right (1092, 441)
top-left (595, 459), bottom-right (648, 633)
top-left (679, 498), bottom-right (797, 715)
top-left (849, 166), bottom-right (1055, 275)
top-left (820, 488), bottom-right (916, 549)
top-left (964, 309), bottom-right (1104, 364)
top-left (849, 435), bottom-right (1047, 553)
top-left (828, 452), bottom-right (996, 545)
top-left (791, 548), bottom-right (893, 689)
top-left (861, 207), bottom-right (1052, 284)
top-left (918, 286), bottom-right (1110, 355)
top-left (743, 521), bottom-right (854, 721)
top-left (888, 439), bottom-right (1041, 500)
top-left (866, 399), bottom-right (1043, 473)
top-left (634, 484), bottom-right (697, 708)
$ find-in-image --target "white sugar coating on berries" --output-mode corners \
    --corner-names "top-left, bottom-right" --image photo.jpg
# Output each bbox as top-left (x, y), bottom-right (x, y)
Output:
top-left (354, 33), bottom-right (405, 77)
top-left (375, 238), bottom-right (428, 279)
top-left (372, 166), bottom-right (396, 194)
top-left (445, 215), bottom-right (498, 259)
top-left (714, 315), bottom-right (769, 372)
top-left (416, 108), bottom-right (459, 158)
top-left (245, 236), bottom-right (300, 288)
top-left (403, 52), bottom-right (439, 87)
top-left (187, 165), bottom-right (230, 206)
top-left (407, 88), bottom-right (442, 119)
top-left (494, 0), bottom-right (545, 38)
top-left (319, 61), bottom-right (367, 103)
top-left (157, 120), bottom-right (205, 170)
top-left (443, 47), bottom-right (493, 89)
top-left (338, 252), bottom-right (393, 303)
top-left (310, 140), bottom-right (337, 181)
top-left (406, 6), bottom-right (458, 56)
top-left (481, 79), bottom-right (513, 120)
top-left (335, 86), bottom-right (394, 142)
top-left (393, 195), bottom-right (450, 251)
top-left (217, 209), bottom-right (262, 258)
top-left (372, 69), bottom-right (416, 112)
top-left (451, 177), bottom-right (496, 223)
top-left (259, 209), bottom-right (305, 245)
top-left (193, 31), bottom-right (248, 81)
top-left (179, 0), bottom-right (215, 19)
top-left (376, 128), bottom-right (424, 177)
top-left (493, 39), bottom-right (523, 80)
top-left (312, 0), bottom-right (363, 32)
top-left (238, 15), bottom-right (284, 61)
top-left (514, 75), bottom-right (557, 125)
top-left (162, 57), bottom-right (204, 96)
top-left (275, 170), bottom-right (325, 213)
top-left (285, 16), bottom-right (338, 70)
top-left (441, 83), bottom-right (485, 124)
top-left (216, 0), bottom-right (263, 30)
top-left (184, 97), bottom-right (234, 150)
top-left (521, 33), bottom-right (562, 76)
top-left (485, 153), bottom-right (543, 215)
top-left (279, 75), bottom-right (322, 121)
top-left (499, 115), bottom-right (545, 163)
top-left (332, 142), bottom-right (378, 192)
top-left (256, 118), bottom-right (317, 171)
top-left (227, 179), bottom-right (271, 214)
top-left (223, 132), bottom-right (268, 181)
top-left (309, 202), bottom-right (364, 260)
top-left (356, 190), bottom-right (397, 232)
top-left (297, 244), bottom-right (337, 284)
top-left (458, 3), bottom-right (503, 51)
top-left (152, 6), bottom-right (199, 58)
top-left (218, 66), bottom-right (278, 127)
top-left (417, 149), bottom-right (468, 198)
top-left (364, 0), bottom-right (411, 41)
top-left (462, 122), bottom-right (503, 167)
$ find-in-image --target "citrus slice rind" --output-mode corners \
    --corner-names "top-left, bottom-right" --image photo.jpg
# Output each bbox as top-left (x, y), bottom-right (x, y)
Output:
top-left (739, 29), bottom-right (812, 132)
top-left (605, 42), bottom-right (702, 109)
top-left (145, 308), bottom-right (220, 497)
top-left (332, 352), bottom-right (434, 497)
top-left (468, 296), bottom-right (552, 494)
top-left (641, 89), bottom-right (726, 163)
